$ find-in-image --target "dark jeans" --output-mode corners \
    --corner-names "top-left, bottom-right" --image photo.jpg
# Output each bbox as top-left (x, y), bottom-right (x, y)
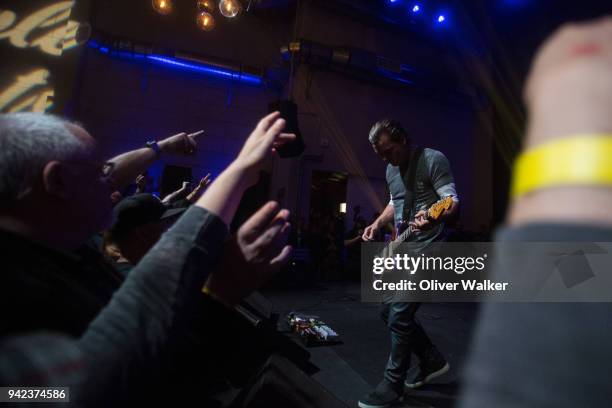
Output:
top-left (380, 302), bottom-right (435, 385)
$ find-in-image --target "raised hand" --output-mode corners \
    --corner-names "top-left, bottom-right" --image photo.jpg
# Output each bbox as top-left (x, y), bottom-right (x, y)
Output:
top-left (135, 174), bottom-right (146, 193)
top-left (158, 130), bottom-right (204, 155)
top-left (362, 223), bottom-right (380, 241)
top-left (204, 201), bottom-right (292, 307)
top-left (234, 112), bottom-right (295, 173)
top-left (198, 173), bottom-right (211, 189)
top-left (186, 174), bottom-right (212, 203)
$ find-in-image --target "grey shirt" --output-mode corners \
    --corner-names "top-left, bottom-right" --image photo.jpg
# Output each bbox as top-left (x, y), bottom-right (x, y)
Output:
top-left (386, 148), bottom-right (457, 246)
top-left (460, 224), bottom-right (612, 407)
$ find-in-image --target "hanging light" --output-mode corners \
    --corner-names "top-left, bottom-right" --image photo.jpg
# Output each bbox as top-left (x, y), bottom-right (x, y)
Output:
top-left (196, 11), bottom-right (216, 31)
top-left (197, 0), bottom-right (215, 13)
top-left (219, 0), bottom-right (242, 18)
top-left (152, 0), bottom-right (173, 15)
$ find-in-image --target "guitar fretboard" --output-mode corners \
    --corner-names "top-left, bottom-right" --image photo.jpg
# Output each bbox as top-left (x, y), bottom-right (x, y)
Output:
top-left (387, 226), bottom-right (414, 255)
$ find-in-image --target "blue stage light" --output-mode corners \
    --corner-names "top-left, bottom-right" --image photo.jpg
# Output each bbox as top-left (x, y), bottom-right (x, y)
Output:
top-left (437, 15), bottom-right (446, 23)
top-left (412, 4), bottom-right (420, 12)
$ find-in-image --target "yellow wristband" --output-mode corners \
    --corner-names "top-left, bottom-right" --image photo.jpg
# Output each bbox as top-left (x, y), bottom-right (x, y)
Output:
top-left (512, 135), bottom-right (612, 198)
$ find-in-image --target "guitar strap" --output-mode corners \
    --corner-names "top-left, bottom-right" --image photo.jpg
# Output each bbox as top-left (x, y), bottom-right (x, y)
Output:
top-left (382, 146), bottom-right (424, 305)
top-left (401, 146), bottom-right (424, 223)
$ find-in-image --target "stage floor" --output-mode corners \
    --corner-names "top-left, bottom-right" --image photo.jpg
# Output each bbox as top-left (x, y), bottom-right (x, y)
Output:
top-left (264, 282), bottom-right (480, 408)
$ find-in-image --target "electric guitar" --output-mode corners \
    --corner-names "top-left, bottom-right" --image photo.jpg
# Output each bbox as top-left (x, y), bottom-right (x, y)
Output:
top-left (382, 196), bottom-right (453, 257)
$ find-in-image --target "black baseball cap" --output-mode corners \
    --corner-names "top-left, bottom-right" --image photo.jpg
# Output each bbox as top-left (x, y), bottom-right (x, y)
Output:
top-left (109, 194), bottom-right (186, 239)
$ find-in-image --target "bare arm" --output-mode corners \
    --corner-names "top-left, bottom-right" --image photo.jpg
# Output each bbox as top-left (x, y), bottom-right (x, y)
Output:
top-left (377, 204), bottom-right (395, 227)
top-left (344, 235), bottom-right (362, 247)
top-left (161, 183), bottom-right (190, 205)
top-left (108, 131), bottom-right (203, 189)
top-left (109, 148), bottom-right (157, 190)
top-left (362, 204), bottom-right (394, 241)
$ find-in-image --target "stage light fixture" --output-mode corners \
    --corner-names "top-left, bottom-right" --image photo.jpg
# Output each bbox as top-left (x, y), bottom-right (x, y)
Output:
top-left (412, 4), bottom-right (420, 12)
top-left (196, 11), bottom-right (216, 31)
top-left (197, 0), bottom-right (215, 13)
top-left (437, 15), bottom-right (446, 23)
top-left (219, 0), bottom-right (242, 18)
top-left (152, 0), bottom-right (173, 15)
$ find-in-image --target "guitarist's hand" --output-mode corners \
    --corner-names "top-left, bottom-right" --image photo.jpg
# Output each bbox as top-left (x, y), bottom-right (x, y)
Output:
top-left (411, 210), bottom-right (434, 231)
top-left (362, 223), bottom-right (380, 241)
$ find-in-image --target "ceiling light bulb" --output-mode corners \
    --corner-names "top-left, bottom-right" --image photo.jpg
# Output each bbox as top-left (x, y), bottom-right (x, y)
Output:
top-left (152, 0), bottom-right (173, 15)
top-left (196, 11), bottom-right (216, 31)
top-left (197, 0), bottom-right (215, 13)
top-left (219, 0), bottom-right (242, 18)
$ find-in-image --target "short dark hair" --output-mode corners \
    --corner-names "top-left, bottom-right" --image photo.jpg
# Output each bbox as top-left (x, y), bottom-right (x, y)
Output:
top-left (368, 119), bottom-right (409, 145)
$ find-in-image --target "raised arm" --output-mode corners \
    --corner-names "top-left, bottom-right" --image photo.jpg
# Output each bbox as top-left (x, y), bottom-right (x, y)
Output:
top-left (108, 130), bottom-right (203, 189)
top-left (77, 112), bottom-right (295, 404)
top-left (185, 174), bottom-right (211, 203)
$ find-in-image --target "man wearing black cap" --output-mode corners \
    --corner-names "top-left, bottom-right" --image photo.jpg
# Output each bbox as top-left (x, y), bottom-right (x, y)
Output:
top-left (104, 194), bottom-right (186, 276)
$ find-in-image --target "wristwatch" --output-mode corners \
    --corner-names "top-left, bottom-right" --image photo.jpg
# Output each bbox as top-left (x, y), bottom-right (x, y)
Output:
top-left (145, 140), bottom-right (161, 157)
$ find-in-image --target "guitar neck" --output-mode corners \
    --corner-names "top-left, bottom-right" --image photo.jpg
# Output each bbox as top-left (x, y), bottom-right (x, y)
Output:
top-left (389, 226), bottom-right (413, 253)
top-left (384, 197), bottom-right (451, 256)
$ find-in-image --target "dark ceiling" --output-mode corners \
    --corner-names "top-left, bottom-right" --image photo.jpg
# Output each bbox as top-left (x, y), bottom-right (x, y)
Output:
top-left (461, 0), bottom-right (612, 79)
top-left (89, 0), bottom-right (612, 88)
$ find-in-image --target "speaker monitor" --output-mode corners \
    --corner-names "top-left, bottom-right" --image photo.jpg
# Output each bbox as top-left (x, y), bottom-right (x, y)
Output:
top-left (268, 100), bottom-right (305, 158)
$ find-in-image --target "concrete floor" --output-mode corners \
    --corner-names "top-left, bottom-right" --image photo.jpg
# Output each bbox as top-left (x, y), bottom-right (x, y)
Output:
top-left (264, 282), bottom-right (480, 408)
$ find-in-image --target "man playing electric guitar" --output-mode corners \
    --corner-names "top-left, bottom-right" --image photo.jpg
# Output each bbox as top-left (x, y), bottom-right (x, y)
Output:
top-left (359, 119), bottom-right (460, 408)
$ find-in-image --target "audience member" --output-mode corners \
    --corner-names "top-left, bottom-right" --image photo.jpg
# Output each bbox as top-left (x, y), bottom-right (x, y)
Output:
top-left (0, 110), bottom-right (296, 405)
top-left (103, 193), bottom-right (186, 275)
top-left (163, 173), bottom-right (212, 208)
top-left (0, 115), bottom-right (205, 336)
top-left (461, 17), bottom-right (612, 408)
